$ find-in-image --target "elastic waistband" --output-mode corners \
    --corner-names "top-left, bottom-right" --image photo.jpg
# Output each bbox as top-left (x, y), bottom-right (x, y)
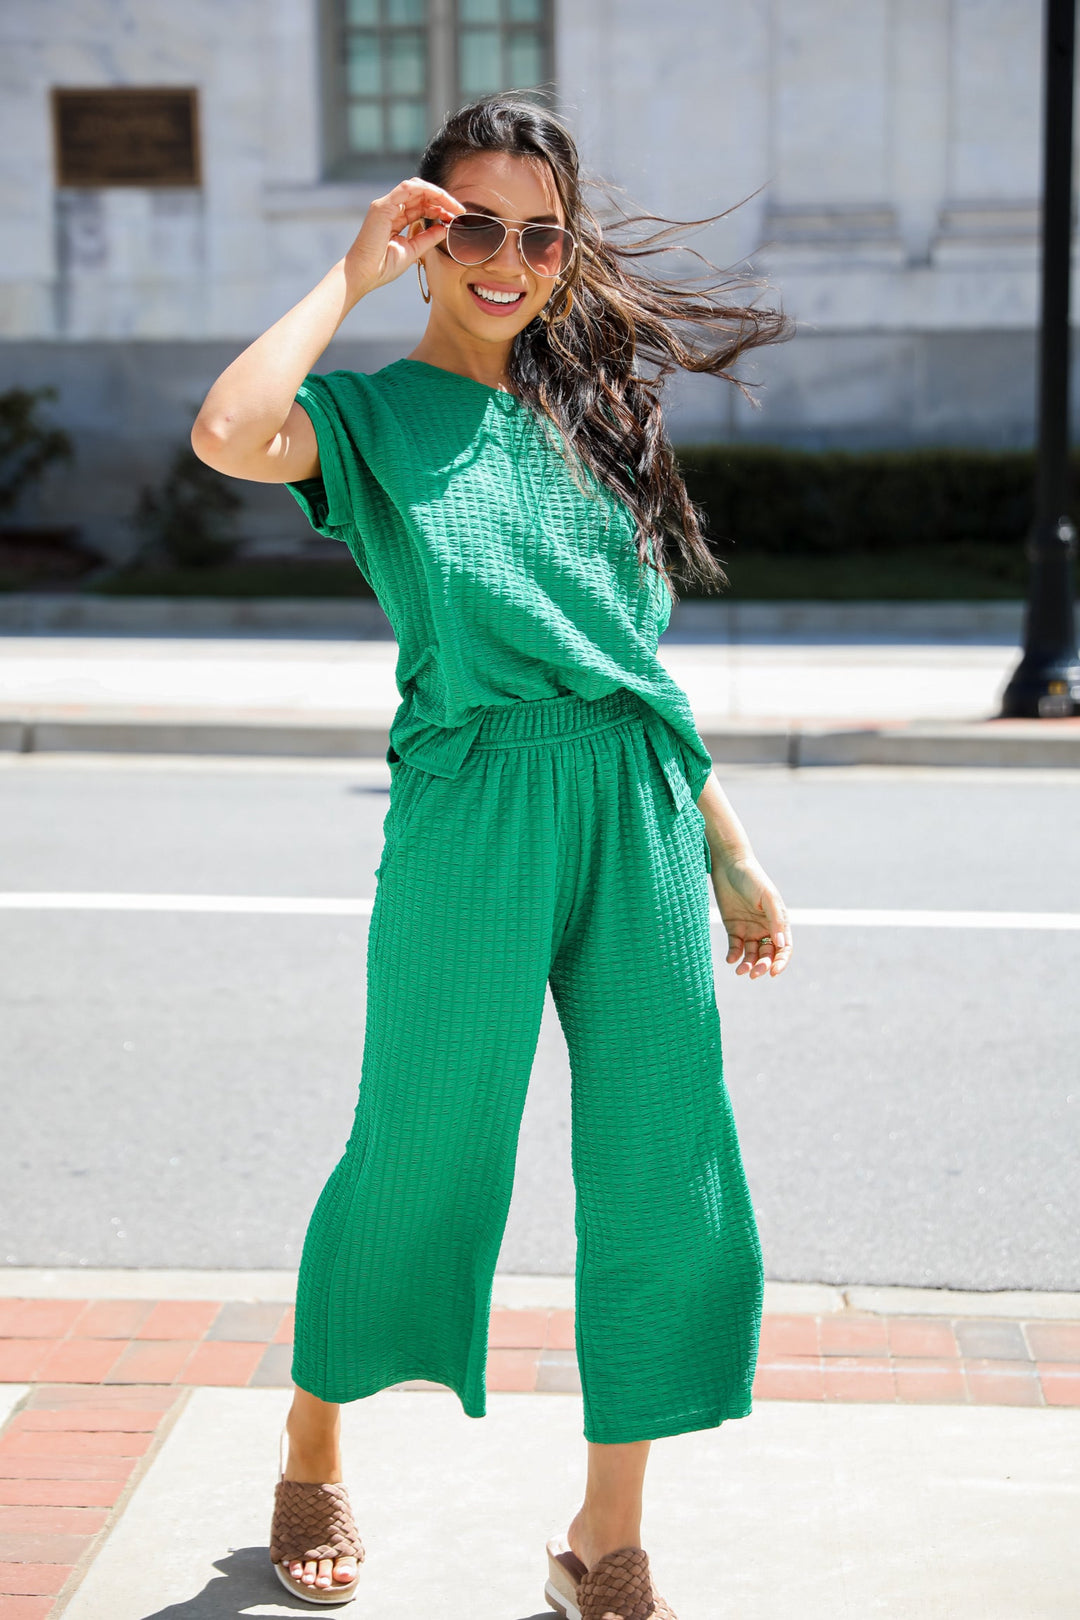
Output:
top-left (387, 685), bottom-right (685, 799)
top-left (469, 687), bottom-right (645, 750)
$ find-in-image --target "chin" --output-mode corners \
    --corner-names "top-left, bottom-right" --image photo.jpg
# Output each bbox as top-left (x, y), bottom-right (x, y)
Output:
top-left (461, 308), bottom-right (537, 341)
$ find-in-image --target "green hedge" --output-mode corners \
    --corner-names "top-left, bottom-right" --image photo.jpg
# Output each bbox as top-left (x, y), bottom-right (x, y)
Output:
top-left (52, 443), bottom-right (1077, 602)
top-left (673, 444), bottom-right (1072, 556)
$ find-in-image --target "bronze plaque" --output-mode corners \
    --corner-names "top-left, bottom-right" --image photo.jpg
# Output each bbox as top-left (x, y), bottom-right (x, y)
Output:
top-left (53, 88), bottom-right (200, 187)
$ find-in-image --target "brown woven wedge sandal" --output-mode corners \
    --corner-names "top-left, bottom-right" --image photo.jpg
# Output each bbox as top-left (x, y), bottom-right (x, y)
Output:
top-left (544, 1536), bottom-right (678, 1620)
top-left (269, 1431), bottom-right (365, 1605)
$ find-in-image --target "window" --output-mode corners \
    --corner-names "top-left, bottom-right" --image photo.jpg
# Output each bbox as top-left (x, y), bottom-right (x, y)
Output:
top-left (457, 0), bottom-right (547, 101)
top-left (322, 0), bottom-right (554, 179)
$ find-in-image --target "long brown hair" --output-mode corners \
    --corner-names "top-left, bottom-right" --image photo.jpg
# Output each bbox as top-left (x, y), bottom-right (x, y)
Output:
top-left (417, 93), bottom-right (795, 598)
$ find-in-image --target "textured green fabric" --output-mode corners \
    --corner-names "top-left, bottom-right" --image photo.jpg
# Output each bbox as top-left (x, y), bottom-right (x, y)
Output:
top-left (285, 358), bottom-right (714, 801)
top-left (291, 686), bottom-right (764, 1444)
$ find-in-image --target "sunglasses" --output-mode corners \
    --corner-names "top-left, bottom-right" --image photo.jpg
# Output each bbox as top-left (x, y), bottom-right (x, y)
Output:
top-left (427, 211), bottom-right (577, 279)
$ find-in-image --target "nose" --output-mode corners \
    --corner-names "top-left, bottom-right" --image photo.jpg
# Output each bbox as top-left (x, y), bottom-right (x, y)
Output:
top-left (486, 228), bottom-right (528, 277)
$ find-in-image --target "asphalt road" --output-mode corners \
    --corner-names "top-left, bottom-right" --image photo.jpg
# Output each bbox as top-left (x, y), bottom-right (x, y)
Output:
top-left (1, 753), bottom-right (1077, 1290)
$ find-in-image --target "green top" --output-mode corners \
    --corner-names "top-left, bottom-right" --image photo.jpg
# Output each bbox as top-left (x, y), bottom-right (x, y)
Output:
top-left (285, 358), bottom-right (713, 800)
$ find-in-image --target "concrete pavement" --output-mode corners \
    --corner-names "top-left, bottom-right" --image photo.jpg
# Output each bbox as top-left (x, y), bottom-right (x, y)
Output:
top-left (57, 1387), bottom-right (1080, 1620)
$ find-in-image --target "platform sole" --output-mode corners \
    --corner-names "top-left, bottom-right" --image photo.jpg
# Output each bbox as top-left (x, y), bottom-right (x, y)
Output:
top-left (544, 1575), bottom-right (582, 1619)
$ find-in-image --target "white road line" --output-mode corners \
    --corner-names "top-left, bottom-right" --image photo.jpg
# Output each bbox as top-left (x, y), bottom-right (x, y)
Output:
top-left (0, 893), bottom-right (374, 915)
top-left (781, 908), bottom-right (1080, 930)
top-left (0, 894), bottom-right (1078, 929)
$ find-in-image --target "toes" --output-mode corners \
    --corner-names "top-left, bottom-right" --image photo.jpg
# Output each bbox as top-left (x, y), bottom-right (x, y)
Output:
top-left (315, 1557), bottom-right (334, 1588)
top-left (333, 1558), bottom-right (357, 1583)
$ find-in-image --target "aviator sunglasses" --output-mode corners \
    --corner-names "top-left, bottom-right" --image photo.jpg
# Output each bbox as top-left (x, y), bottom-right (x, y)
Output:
top-left (426, 210), bottom-right (577, 279)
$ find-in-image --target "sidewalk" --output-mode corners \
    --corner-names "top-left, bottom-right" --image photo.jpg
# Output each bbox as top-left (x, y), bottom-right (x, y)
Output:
top-left (1, 1275), bottom-right (1077, 1618)
top-left (2, 625), bottom-right (1080, 768)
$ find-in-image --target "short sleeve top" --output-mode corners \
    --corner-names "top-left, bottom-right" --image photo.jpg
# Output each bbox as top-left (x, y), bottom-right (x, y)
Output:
top-left (285, 358), bottom-right (713, 800)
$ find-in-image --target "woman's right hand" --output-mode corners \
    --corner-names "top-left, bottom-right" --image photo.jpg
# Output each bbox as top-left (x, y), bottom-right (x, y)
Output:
top-left (343, 177), bottom-right (466, 303)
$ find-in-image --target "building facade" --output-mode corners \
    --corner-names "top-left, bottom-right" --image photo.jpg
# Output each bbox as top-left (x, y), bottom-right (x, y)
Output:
top-left (0, 0), bottom-right (1070, 557)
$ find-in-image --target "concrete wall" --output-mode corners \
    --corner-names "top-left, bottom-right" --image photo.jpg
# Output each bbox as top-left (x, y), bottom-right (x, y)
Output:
top-left (0, 0), bottom-right (1070, 557)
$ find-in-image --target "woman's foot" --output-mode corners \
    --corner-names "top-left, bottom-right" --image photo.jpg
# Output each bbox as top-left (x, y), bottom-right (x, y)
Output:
top-left (565, 1505), bottom-right (643, 1572)
top-left (280, 1398), bottom-right (358, 1591)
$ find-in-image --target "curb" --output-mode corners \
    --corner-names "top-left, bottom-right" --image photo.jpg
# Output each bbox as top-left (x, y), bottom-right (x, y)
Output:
top-left (0, 594), bottom-right (1040, 640)
top-left (2, 1269), bottom-right (1079, 1319)
top-left (2, 715), bottom-right (1079, 767)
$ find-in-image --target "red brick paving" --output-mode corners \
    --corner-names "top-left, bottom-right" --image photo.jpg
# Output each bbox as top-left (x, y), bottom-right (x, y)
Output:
top-left (757, 1313), bottom-right (820, 1357)
top-left (544, 1311), bottom-right (576, 1351)
top-left (1025, 1321), bottom-right (1080, 1360)
top-left (1, 1431), bottom-right (152, 1462)
top-left (818, 1313), bottom-right (890, 1355)
top-left (103, 1340), bottom-right (195, 1385)
top-left (134, 1302), bottom-right (218, 1342)
top-left (0, 1349), bottom-right (54, 1386)
top-left (1038, 1362), bottom-right (1080, 1405)
top-left (0, 1307), bottom-right (86, 1342)
top-left (69, 1303), bottom-right (151, 1342)
top-left (0, 1483), bottom-right (118, 1510)
top-left (0, 1299), bottom-right (1077, 1405)
top-left (0, 1383), bottom-right (185, 1620)
top-left (178, 1341), bottom-right (264, 1388)
top-left (488, 1309), bottom-right (549, 1349)
top-left (1, 1597), bottom-right (55, 1619)
top-left (892, 1357), bottom-right (968, 1403)
top-left (964, 1359), bottom-right (1044, 1406)
top-left (822, 1355), bottom-right (897, 1401)
top-left (748, 1356), bottom-right (825, 1402)
top-left (486, 1348), bottom-right (542, 1389)
top-left (36, 1344), bottom-right (121, 1387)
top-left (0, 1565), bottom-right (72, 1596)
top-left (886, 1316), bottom-right (961, 1358)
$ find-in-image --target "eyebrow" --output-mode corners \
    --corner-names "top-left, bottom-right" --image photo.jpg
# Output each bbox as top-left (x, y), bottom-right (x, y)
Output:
top-left (457, 199), bottom-right (562, 224)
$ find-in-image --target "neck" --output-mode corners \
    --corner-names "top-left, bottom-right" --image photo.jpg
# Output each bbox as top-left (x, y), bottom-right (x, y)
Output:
top-left (407, 320), bottom-right (515, 393)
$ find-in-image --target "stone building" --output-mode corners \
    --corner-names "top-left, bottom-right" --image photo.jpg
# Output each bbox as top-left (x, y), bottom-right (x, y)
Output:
top-left (0, 0), bottom-right (1064, 558)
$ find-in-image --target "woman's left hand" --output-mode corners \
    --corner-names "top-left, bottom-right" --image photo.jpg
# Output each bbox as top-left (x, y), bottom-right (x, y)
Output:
top-left (711, 854), bottom-right (793, 979)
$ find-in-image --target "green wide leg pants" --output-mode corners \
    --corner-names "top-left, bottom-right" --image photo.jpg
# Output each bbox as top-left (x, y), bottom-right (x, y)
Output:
top-left (292, 687), bottom-right (764, 1444)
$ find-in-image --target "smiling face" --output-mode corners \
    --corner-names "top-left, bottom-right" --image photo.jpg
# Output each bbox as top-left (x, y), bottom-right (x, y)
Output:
top-left (416, 149), bottom-right (571, 346)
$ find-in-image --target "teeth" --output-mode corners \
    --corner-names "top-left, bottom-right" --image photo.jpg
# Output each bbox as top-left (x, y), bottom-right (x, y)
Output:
top-left (473, 285), bottom-right (522, 304)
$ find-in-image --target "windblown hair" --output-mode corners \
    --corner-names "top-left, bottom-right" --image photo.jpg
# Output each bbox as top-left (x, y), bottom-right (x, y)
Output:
top-left (417, 94), bottom-right (795, 598)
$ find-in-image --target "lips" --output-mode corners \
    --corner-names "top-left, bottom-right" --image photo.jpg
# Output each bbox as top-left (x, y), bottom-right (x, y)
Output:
top-left (468, 282), bottom-right (526, 316)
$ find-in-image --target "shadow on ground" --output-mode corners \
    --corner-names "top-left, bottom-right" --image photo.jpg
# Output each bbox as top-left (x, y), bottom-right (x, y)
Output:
top-left (138, 1545), bottom-right (554, 1620)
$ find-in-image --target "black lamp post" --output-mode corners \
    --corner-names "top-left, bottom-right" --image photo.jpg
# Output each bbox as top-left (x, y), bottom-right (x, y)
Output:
top-left (1000, 0), bottom-right (1080, 718)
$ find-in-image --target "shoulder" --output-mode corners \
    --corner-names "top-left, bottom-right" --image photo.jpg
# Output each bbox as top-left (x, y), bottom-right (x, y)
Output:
top-left (295, 366), bottom-right (416, 445)
top-left (296, 367), bottom-right (381, 409)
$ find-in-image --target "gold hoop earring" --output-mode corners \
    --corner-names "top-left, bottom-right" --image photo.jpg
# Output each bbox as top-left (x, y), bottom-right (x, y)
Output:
top-left (417, 258), bottom-right (431, 304)
top-left (543, 283), bottom-right (574, 325)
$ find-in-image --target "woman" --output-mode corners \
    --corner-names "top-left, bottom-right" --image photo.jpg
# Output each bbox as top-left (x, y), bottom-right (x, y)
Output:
top-left (193, 93), bottom-right (794, 1620)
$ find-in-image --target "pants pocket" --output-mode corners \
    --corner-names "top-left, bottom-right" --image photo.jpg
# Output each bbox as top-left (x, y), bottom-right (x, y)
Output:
top-left (376, 761), bottom-right (438, 879)
top-left (699, 812), bottom-right (713, 874)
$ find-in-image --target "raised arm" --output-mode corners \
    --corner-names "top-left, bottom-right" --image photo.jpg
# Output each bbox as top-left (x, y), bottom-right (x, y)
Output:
top-left (190, 178), bottom-right (465, 486)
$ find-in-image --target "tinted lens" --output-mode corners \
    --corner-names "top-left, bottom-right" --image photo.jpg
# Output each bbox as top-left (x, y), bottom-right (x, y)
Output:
top-left (520, 225), bottom-right (574, 277)
top-left (445, 213), bottom-right (507, 264)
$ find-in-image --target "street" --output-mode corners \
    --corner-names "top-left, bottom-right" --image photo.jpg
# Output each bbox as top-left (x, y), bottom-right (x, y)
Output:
top-left (3, 752), bottom-right (1077, 1289)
